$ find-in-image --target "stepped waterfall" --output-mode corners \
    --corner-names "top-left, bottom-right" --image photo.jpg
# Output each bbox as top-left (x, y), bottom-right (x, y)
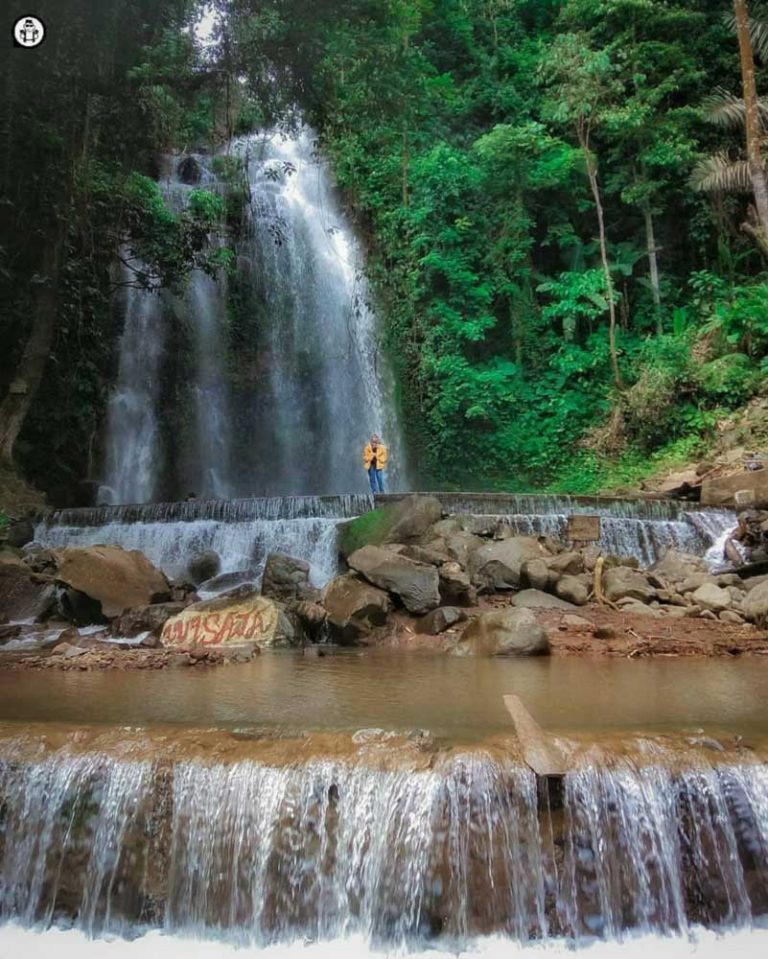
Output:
top-left (0, 734), bottom-right (767, 953)
top-left (6, 126), bottom-right (767, 959)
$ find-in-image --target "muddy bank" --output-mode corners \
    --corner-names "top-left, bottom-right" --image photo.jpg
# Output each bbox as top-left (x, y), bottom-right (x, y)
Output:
top-left (0, 643), bottom-right (257, 671)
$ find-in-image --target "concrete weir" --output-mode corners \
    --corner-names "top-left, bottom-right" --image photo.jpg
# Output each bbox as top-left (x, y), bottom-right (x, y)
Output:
top-left (0, 722), bottom-right (766, 946)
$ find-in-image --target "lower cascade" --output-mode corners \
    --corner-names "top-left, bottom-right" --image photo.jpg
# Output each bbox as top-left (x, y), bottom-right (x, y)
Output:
top-left (0, 746), bottom-right (767, 947)
top-left (32, 493), bottom-right (737, 586)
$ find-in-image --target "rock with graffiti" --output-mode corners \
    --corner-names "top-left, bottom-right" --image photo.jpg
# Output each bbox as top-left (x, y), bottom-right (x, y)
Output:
top-left (161, 586), bottom-right (290, 649)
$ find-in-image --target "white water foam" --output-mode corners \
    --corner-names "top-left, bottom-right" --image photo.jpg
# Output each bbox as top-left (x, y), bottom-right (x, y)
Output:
top-left (1, 924), bottom-right (767, 959)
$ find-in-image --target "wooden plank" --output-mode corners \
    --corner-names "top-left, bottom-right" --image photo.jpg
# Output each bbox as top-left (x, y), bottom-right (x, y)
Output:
top-left (503, 694), bottom-right (571, 776)
top-left (567, 514), bottom-right (601, 542)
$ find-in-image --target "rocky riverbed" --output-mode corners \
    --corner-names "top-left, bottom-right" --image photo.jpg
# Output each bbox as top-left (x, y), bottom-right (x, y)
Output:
top-left (2, 495), bottom-right (768, 669)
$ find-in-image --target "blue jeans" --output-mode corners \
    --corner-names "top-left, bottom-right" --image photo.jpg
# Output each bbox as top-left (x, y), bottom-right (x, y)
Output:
top-left (368, 467), bottom-right (385, 493)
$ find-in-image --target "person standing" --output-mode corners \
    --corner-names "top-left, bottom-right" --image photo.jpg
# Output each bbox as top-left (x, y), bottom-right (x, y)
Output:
top-left (363, 434), bottom-right (388, 493)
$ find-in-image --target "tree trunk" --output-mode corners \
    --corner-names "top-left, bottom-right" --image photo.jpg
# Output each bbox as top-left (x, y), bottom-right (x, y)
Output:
top-left (643, 206), bottom-right (662, 330)
top-left (734, 0), bottom-right (768, 244)
top-left (579, 129), bottom-right (623, 389)
top-left (0, 227), bottom-right (66, 464)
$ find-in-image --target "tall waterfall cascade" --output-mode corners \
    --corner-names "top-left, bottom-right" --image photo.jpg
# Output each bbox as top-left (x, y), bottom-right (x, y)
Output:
top-left (100, 127), bottom-right (403, 505)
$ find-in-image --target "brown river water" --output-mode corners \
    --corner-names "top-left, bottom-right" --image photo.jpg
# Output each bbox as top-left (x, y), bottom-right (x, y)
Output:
top-left (1, 650), bottom-right (768, 739)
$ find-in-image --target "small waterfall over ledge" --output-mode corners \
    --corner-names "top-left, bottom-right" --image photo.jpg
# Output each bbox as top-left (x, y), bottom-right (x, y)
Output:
top-left (0, 742), bottom-right (766, 947)
top-left (34, 493), bottom-right (736, 585)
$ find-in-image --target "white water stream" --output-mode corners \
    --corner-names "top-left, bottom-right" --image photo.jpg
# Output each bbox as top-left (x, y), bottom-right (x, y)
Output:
top-left (100, 127), bottom-right (402, 504)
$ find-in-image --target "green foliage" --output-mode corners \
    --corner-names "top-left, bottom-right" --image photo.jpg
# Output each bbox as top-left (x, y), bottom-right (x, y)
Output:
top-left (5, 0), bottom-right (768, 501)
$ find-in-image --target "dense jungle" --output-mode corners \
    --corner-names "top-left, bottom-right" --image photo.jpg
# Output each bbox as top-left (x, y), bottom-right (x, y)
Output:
top-left (1, 0), bottom-right (767, 513)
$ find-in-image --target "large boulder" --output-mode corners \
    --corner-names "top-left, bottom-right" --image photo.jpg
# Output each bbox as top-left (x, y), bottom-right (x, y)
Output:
top-left (338, 495), bottom-right (442, 557)
top-left (323, 573), bottom-right (392, 643)
top-left (261, 552), bottom-right (311, 602)
top-left (452, 608), bottom-right (550, 657)
top-left (0, 563), bottom-right (56, 622)
top-left (691, 583), bottom-right (732, 613)
top-left (161, 586), bottom-right (291, 649)
top-left (651, 549), bottom-right (708, 584)
top-left (187, 550), bottom-right (221, 586)
top-left (602, 566), bottom-right (656, 604)
top-left (555, 575), bottom-right (589, 606)
top-left (521, 558), bottom-right (553, 592)
top-left (54, 545), bottom-right (170, 619)
top-left (468, 537), bottom-right (546, 591)
top-left (742, 580), bottom-right (768, 624)
top-left (348, 545), bottom-right (440, 614)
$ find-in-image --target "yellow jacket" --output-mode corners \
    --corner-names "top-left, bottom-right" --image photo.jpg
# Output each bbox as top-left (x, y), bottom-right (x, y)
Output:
top-left (363, 442), bottom-right (388, 470)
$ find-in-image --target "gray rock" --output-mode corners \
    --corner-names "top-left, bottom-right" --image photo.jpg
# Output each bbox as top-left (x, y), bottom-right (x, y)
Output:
top-left (400, 543), bottom-right (451, 567)
top-left (603, 566), bottom-right (656, 604)
top-left (521, 558), bottom-right (552, 592)
top-left (428, 518), bottom-right (463, 539)
top-left (468, 537), bottom-right (546, 591)
top-left (444, 531), bottom-right (485, 567)
top-left (113, 602), bottom-right (189, 638)
top-left (187, 550), bottom-right (221, 586)
top-left (438, 562), bottom-right (477, 607)
top-left (679, 573), bottom-right (719, 593)
top-left (742, 580), bottom-right (768, 624)
top-left (262, 552), bottom-right (311, 602)
top-left (348, 546), bottom-right (440, 614)
top-left (416, 606), bottom-right (466, 635)
top-left (452, 608), bottom-right (549, 657)
top-left (0, 563), bottom-right (57, 622)
top-left (512, 589), bottom-right (577, 610)
top-left (323, 574), bottom-right (392, 643)
top-left (744, 574), bottom-right (768, 592)
top-left (555, 575), bottom-right (589, 606)
top-left (548, 552), bottom-right (585, 576)
top-left (691, 583), bottom-right (732, 613)
top-left (385, 496), bottom-right (443, 544)
top-left (651, 549), bottom-right (708, 583)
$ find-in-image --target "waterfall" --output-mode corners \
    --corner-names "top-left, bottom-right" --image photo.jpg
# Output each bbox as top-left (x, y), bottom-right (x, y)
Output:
top-left (35, 494), bottom-right (372, 586)
top-left (100, 157), bottom-right (234, 505)
top-left (34, 494), bottom-right (735, 584)
top-left (1, 746), bottom-right (766, 946)
top-left (99, 127), bottom-right (403, 505)
top-left (226, 128), bottom-right (402, 496)
top-left (100, 261), bottom-right (167, 505)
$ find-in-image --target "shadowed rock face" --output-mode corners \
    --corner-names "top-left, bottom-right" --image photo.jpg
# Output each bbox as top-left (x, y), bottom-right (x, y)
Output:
top-left (347, 546), bottom-right (440, 615)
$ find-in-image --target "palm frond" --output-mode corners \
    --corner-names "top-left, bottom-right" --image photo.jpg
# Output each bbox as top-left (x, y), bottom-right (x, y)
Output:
top-left (689, 153), bottom-right (753, 194)
top-left (701, 87), bottom-right (768, 129)
top-left (725, 4), bottom-right (768, 62)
